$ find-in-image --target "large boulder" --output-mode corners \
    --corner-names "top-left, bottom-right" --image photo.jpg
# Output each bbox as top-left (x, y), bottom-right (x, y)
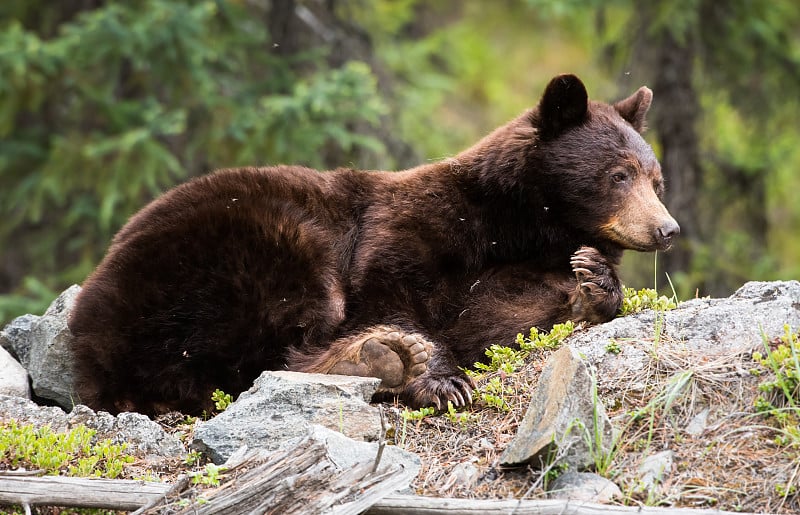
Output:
top-left (192, 370), bottom-right (385, 463)
top-left (569, 280), bottom-right (800, 376)
top-left (0, 285), bottom-right (82, 408)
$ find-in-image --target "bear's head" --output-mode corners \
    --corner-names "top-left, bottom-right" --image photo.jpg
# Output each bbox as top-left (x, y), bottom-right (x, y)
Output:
top-left (533, 74), bottom-right (680, 252)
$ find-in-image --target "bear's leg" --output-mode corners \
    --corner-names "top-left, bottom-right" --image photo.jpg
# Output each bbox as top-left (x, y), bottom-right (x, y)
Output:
top-left (288, 326), bottom-right (431, 394)
top-left (569, 246), bottom-right (623, 324)
top-left (291, 327), bottom-right (476, 410)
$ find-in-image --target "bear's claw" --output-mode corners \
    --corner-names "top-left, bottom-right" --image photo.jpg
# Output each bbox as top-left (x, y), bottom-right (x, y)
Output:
top-left (569, 246), bottom-right (622, 323)
top-left (402, 372), bottom-right (476, 411)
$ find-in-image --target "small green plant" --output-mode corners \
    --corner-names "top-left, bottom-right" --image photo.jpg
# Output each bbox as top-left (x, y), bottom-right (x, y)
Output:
top-left (605, 340), bottom-right (622, 354)
top-left (474, 321), bottom-right (575, 375)
top-left (211, 389), bottom-right (233, 412)
top-left (619, 287), bottom-right (677, 316)
top-left (478, 376), bottom-right (511, 411)
top-left (184, 450), bottom-right (203, 466)
top-left (469, 322), bottom-right (575, 412)
top-left (517, 321), bottom-right (576, 353)
top-left (191, 463), bottom-right (226, 487)
top-left (751, 325), bottom-right (800, 447)
top-left (444, 401), bottom-right (472, 426)
top-left (0, 421), bottom-right (134, 479)
top-left (398, 406), bottom-right (435, 448)
top-left (401, 406), bottom-right (436, 422)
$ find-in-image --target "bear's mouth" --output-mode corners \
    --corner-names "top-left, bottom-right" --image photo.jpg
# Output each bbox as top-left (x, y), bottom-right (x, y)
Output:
top-left (601, 224), bottom-right (665, 252)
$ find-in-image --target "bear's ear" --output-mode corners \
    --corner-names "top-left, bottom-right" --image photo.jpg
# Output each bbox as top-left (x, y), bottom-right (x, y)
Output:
top-left (538, 74), bottom-right (589, 139)
top-left (614, 86), bottom-right (653, 133)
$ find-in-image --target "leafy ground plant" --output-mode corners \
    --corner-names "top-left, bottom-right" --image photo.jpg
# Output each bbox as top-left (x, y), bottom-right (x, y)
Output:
top-left (752, 324), bottom-right (800, 449)
top-left (468, 322), bottom-right (575, 412)
top-left (0, 421), bottom-right (134, 478)
top-left (619, 286), bottom-right (677, 316)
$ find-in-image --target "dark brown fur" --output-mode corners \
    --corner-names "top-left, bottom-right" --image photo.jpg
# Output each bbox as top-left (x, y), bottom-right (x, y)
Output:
top-left (68, 75), bottom-right (679, 415)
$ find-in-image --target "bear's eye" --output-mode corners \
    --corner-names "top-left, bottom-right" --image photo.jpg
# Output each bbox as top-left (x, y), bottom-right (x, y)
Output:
top-left (611, 171), bottom-right (629, 184)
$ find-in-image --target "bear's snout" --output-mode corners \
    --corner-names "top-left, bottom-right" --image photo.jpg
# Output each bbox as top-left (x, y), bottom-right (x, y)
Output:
top-left (655, 218), bottom-right (680, 250)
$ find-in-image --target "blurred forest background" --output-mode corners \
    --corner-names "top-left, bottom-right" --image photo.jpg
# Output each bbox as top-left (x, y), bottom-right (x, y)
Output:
top-left (1, 0), bottom-right (799, 325)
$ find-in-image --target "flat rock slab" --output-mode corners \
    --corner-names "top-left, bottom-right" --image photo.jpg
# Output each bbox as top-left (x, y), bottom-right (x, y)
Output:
top-left (500, 345), bottom-right (613, 469)
top-left (192, 370), bottom-right (385, 464)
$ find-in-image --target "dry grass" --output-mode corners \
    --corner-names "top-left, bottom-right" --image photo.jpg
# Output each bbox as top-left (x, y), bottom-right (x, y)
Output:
top-left (379, 329), bottom-right (800, 514)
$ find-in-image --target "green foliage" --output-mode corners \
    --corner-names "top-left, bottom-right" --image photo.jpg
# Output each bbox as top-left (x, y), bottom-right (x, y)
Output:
top-left (469, 322), bottom-right (574, 412)
top-left (211, 389), bottom-right (233, 412)
top-left (0, 0), bottom-right (387, 325)
top-left (751, 325), bottom-right (800, 447)
top-left (398, 406), bottom-right (435, 447)
top-left (184, 450), bottom-right (203, 466)
top-left (444, 400), bottom-right (472, 426)
top-left (400, 406), bottom-right (435, 422)
top-left (473, 321), bottom-right (575, 376)
top-left (190, 462), bottom-right (226, 487)
top-left (0, 421), bottom-right (134, 478)
top-left (619, 287), bottom-right (677, 317)
top-left (478, 376), bottom-right (511, 412)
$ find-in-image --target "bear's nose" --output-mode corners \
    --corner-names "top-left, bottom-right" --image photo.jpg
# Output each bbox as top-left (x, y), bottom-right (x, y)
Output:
top-left (656, 219), bottom-right (680, 249)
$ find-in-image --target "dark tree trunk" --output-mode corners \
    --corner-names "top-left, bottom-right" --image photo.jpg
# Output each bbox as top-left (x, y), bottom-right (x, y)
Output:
top-left (649, 31), bottom-right (702, 283)
top-left (619, 6), bottom-right (705, 293)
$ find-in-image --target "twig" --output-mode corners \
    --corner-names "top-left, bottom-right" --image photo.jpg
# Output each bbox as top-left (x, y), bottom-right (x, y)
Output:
top-left (373, 405), bottom-right (388, 474)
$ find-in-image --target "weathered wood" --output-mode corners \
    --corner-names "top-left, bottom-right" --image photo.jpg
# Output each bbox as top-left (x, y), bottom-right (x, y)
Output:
top-left (161, 435), bottom-right (408, 515)
top-left (0, 475), bottom-right (170, 511)
top-left (0, 473), bottom-right (769, 515)
top-left (366, 495), bottom-right (760, 515)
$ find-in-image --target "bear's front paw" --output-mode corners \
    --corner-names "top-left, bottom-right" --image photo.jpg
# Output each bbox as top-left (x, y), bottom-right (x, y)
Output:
top-left (569, 246), bottom-right (622, 323)
top-left (401, 371), bottom-right (475, 411)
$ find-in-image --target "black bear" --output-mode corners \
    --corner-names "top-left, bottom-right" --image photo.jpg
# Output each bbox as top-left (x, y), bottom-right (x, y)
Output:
top-left (68, 74), bottom-right (679, 416)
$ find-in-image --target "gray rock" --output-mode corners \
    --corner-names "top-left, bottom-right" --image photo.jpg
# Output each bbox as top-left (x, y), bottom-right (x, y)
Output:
top-left (440, 460), bottom-right (480, 492)
top-left (0, 345), bottom-right (29, 398)
top-left (547, 471), bottom-right (622, 503)
top-left (0, 395), bottom-right (185, 459)
top-left (500, 346), bottom-right (613, 469)
top-left (637, 450), bottom-right (674, 498)
top-left (0, 313), bottom-right (39, 365)
top-left (685, 407), bottom-right (710, 436)
top-left (0, 394), bottom-right (68, 428)
top-left (303, 425), bottom-right (420, 490)
top-left (192, 370), bottom-right (384, 464)
top-left (568, 280), bottom-right (800, 376)
top-left (24, 285), bottom-right (82, 408)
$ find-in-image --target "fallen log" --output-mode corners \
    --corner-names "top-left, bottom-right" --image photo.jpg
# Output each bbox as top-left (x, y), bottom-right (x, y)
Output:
top-left (0, 475), bottom-right (169, 511)
top-left (366, 494), bottom-right (758, 515)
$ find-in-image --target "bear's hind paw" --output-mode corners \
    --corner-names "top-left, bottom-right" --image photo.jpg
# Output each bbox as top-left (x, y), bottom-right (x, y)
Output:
top-left (324, 328), bottom-right (432, 392)
top-left (402, 373), bottom-right (475, 411)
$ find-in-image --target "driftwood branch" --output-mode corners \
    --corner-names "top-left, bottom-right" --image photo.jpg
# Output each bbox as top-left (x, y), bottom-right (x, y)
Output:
top-left (366, 494), bottom-right (754, 515)
top-left (0, 475), bottom-right (169, 511)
